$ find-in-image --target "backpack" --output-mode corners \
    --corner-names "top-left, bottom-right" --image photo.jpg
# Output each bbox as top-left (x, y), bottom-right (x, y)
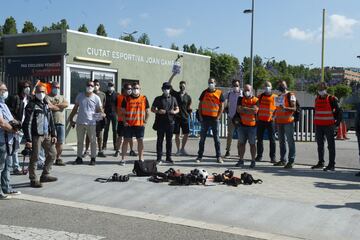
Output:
top-left (287, 93), bottom-right (301, 122)
top-left (132, 160), bottom-right (158, 177)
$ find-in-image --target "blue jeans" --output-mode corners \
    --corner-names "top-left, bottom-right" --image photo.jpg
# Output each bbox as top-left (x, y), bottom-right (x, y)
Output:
top-left (277, 123), bottom-right (296, 163)
top-left (0, 143), bottom-right (13, 194)
top-left (11, 133), bottom-right (22, 171)
top-left (198, 119), bottom-right (221, 158)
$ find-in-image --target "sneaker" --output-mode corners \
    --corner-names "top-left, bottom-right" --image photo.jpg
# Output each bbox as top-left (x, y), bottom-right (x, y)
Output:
top-left (55, 159), bottom-right (66, 166)
top-left (224, 151), bottom-right (230, 158)
top-left (355, 172), bottom-right (360, 177)
top-left (119, 160), bottom-right (126, 166)
top-left (165, 158), bottom-right (174, 164)
top-left (12, 169), bottom-right (24, 175)
top-left (175, 150), bottom-right (181, 156)
top-left (273, 161), bottom-right (286, 166)
top-left (0, 194), bottom-right (11, 200)
top-left (323, 166), bottom-right (335, 172)
top-left (89, 158), bottom-right (96, 166)
top-left (114, 151), bottom-right (120, 157)
top-left (217, 157), bottom-right (223, 163)
top-left (4, 190), bottom-right (21, 195)
top-left (97, 151), bottom-right (106, 158)
top-left (311, 162), bottom-right (325, 169)
top-left (156, 160), bottom-right (163, 165)
top-left (235, 160), bottom-right (244, 167)
top-left (180, 149), bottom-right (189, 156)
top-left (196, 157), bottom-right (202, 163)
top-left (284, 162), bottom-right (294, 169)
top-left (30, 180), bottom-right (43, 188)
top-left (250, 161), bottom-right (256, 168)
top-left (129, 150), bottom-right (137, 156)
top-left (255, 156), bottom-right (262, 162)
top-left (40, 175), bottom-right (58, 183)
top-left (82, 151), bottom-right (89, 158)
top-left (73, 157), bottom-right (83, 165)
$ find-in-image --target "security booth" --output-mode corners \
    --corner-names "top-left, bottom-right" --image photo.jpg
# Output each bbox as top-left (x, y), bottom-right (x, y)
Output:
top-left (2, 30), bottom-right (210, 143)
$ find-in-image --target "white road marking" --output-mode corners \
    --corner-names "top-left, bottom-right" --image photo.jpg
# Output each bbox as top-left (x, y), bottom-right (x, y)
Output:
top-left (14, 194), bottom-right (303, 240)
top-left (0, 224), bottom-right (105, 240)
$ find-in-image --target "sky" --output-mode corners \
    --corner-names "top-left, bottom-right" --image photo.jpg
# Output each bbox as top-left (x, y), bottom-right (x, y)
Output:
top-left (1, 0), bottom-right (360, 68)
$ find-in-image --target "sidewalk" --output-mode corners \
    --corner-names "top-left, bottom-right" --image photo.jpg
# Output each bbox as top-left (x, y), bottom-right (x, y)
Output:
top-left (10, 133), bottom-right (360, 240)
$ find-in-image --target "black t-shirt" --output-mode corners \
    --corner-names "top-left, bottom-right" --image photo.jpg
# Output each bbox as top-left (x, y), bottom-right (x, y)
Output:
top-left (199, 89), bottom-right (225, 121)
top-left (170, 89), bottom-right (192, 121)
top-left (104, 91), bottom-right (117, 115)
top-left (152, 95), bottom-right (178, 126)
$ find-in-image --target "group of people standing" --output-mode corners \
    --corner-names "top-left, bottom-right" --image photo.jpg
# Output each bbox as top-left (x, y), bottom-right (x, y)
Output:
top-left (0, 75), bottom-right (359, 199)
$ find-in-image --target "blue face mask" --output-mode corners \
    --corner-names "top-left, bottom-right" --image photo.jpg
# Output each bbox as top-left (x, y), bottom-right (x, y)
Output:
top-left (52, 88), bottom-right (59, 95)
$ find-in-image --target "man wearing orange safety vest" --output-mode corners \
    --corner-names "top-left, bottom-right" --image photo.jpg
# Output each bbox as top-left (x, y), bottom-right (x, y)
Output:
top-left (273, 80), bottom-right (296, 169)
top-left (255, 81), bottom-right (277, 163)
top-left (311, 82), bottom-right (341, 171)
top-left (196, 78), bottom-right (225, 163)
top-left (114, 83), bottom-right (136, 157)
top-left (120, 82), bottom-right (149, 165)
top-left (235, 84), bottom-right (259, 168)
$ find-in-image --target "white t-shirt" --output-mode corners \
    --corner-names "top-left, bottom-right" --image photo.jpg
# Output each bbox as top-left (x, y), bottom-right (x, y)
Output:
top-left (75, 93), bottom-right (102, 125)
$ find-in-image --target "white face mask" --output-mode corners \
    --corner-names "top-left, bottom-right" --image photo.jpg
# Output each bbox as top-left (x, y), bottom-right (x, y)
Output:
top-left (208, 83), bottom-right (215, 90)
top-left (86, 86), bottom-right (94, 93)
top-left (126, 89), bottom-right (132, 95)
top-left (244, 91), bottom-right (251, 97)
top-left (35, 93), bottom-right (46, 101)
top-left (233, 86), bottom-right (240, 92)
top-left (133, 89), bottom-right (140, 95)
top-left (94, 85), bottom-right (100, 91)
top-left (163, 89), bottom-right (170, 96)
top-left (265, 86), bottom-right (272, 94)
top-left (0, 91), bottom-right (8, 101)
top-left (23, 87), bottom-right (31, 95)
top-left (108, 87), bottom-right (115, 92)
top-left (318, 90), bottom-right (327, 96)
top-left (52, 88), bottom-right (59, 95)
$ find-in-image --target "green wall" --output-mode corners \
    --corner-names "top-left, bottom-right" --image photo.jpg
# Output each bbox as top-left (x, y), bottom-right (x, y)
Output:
top-left (65, 30), bottom-right (210, 141)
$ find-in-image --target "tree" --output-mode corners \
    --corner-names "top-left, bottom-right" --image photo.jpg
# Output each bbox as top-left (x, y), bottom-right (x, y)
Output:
top-left (22, 21), bottom-right (38, 33)
top-left (209, 53), bottom-right (239, 87)
top-left (241, 55), bottom-right (271, 90)
top-left (328, 84), bottom-right (352, 101)
top-left (0, 25), bottom-right (3, 36)
top-left (137, 33), bottom-right (150, 45)
top-left (78, 24), bottom-right (88, 33)
top-left (96, 24), bottom-right (107, 36)
top-left (3, 16), bottom-right (17, 34)
top-left (50, 19), bottom-right (69, 30)
top-left (183, 44), bottom-right (190, 52)
top-left (170, 43), bottom-right (179, 50)
top-left (189, 44), bottom-right (197, 53)
top-left (41, 26), bottom-right (51, 32)
top-left (120, 34), bottom-right (135, 42)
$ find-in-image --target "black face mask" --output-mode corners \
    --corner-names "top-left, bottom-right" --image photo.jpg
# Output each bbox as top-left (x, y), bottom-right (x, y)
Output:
top-left (278, 85), bottom-right (286, 92)
top-left (180, 86), bottom-right (185, 91)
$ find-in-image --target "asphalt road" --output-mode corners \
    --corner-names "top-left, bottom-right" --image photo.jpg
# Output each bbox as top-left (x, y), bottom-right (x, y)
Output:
top-left (0, 199), bottom-right (260, 240)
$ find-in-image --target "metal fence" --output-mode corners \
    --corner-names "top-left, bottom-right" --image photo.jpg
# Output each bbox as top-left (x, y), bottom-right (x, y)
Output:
top-left (189, 108), bottom-right (316, 142)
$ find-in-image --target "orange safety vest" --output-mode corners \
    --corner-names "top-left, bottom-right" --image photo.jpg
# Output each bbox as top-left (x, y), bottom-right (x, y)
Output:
top-left (117, 94), bottom-right (125, 122)
top-left (275, 93), bottom-right (295, 124)
top-left (200, 89), bottom-right (222, 117)
top-left (257, 94), bottom-right (276, 122)
top-left (240, 96), bottom-right (258, 127)
top-left (124, 95), bottom-right (147, 126)
top-left (314, 95), bottom-right (335, 126)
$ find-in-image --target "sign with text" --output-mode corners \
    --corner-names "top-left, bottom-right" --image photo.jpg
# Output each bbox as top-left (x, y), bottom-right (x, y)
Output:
top-left (6, 55), bottom-right (62, 76)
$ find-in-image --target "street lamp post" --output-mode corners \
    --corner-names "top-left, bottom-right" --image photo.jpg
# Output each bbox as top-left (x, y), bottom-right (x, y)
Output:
top-left (122, 30), bottom-right (138, 40)
top-left (244, 0), bottom-right (255, 88)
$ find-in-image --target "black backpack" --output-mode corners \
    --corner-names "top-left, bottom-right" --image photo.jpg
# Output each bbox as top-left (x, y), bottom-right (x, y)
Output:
top-left (240, 172), bottom-right (263, 185)
top-left (132, 160), bottom-right (158, 177)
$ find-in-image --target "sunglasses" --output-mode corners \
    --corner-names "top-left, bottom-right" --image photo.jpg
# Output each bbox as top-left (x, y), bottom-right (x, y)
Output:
top-left (87, 84), bottom-right (94, 87)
